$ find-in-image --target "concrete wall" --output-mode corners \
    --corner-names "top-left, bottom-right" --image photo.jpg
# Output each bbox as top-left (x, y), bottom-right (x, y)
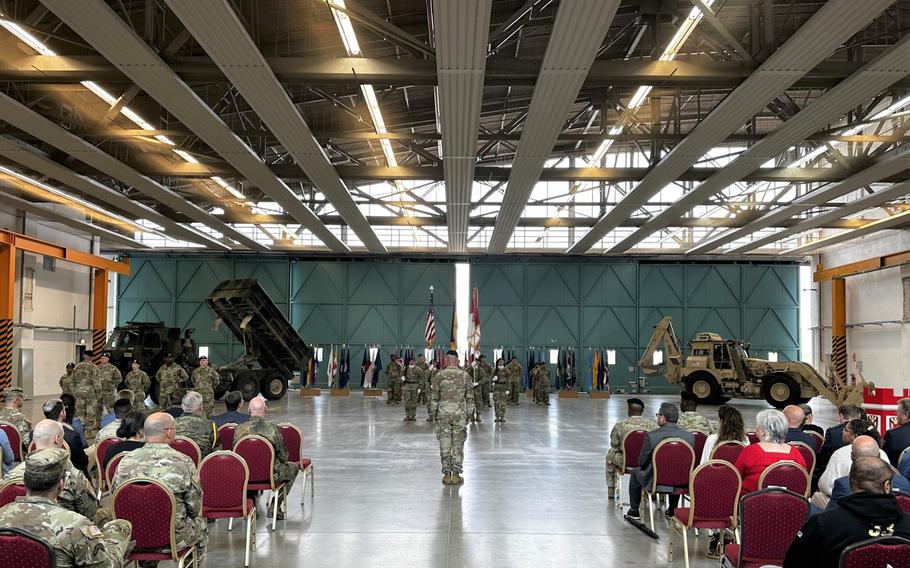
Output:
top-left (0, 203), bottom-right (96, 396)
top-left (814, 229), bottom-right (910, 390)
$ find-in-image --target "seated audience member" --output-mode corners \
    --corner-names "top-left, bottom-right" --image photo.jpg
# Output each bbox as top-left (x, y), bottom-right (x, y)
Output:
top-left (164, 398), bottom-right (185, 419)
top-left (799, 403), bottom-right (824, 435)
top-left (0, 448), bottom-right (132, 564)
top-left (678, 391), bottom-right (715, 435)
top-left (103, 411), bottom-right (145, 472)
top-left (235, 398), bottom-right (299, 519)
top-left (6, 419), bottom-right (100, 522)
top-left (828, 448), bottom-right (910, 509)
top-left (783, 404), bottom-right (817, 448)
top-left (819, 404), bottom-right (864, 471)
top-left (883, 397), bottom-right (910, 466)
top-left (95, 398), bottom-right (133, 443)
top-left (0, 387), bottom-right (32, 451)
top-left (0, 427), bottom-right (12, 475)
top-left (113, 412), bottom-right (207, 559)
top-left (605, 397), bottom-right (657, 499)
top-left (735, 409), bottom-right (807, 494)
top-left (817, 419), bottom-right (886, 502)
top-left (175, 391), bottom-right (219, 458)
top-left (99, 390), bottom-right (134, 428)
top-left (60, 394), bottom-right (87, 449)
top-left (784, 457), bottom-right (910, 567)
top-left (41, 398), bottom-right (89, 474)
top-left (213, 390), bottom-right (252, 428)
top-left (623, 403), bottom-right (695, 522)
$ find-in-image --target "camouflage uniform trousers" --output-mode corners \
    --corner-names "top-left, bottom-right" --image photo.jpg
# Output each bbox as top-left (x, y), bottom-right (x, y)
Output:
top-left (387, 375), bottom-right (402, 404)
top-left (192, 366), bottom-right (220, 418)
top-left (124, 370), bottom-right (150, 411)
top-left (493, 386), bottom-right (509, 421)
top-left (480, 381), bottom-right (491, 406)
top-left (534, 373), bottom-right (551, 405)
top-left (74, 388), bottom-right (101, 439)
top-left (508, 374), bottom-right (521, 405)
top-left (403, 383), bottom-right (420, 420)
top-left (96, 365), bottom-right (122, 413)
top-left (471, 386), bottom-right (484, 422)
top-left (435, 411), bottom-right (468, 475)
top-left (417, 375), bottom-right (429, 406)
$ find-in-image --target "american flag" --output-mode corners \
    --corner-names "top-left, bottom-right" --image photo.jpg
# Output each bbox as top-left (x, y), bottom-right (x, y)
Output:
top-left (424, 286), bottom-right (437, 347)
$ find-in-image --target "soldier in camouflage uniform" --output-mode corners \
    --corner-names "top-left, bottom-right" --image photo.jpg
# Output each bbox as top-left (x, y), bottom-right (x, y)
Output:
top-left (6, 420), bottom-right (102, 523)
top-left (113, 412), bottom-right (207, 559)
top-left (155, 353), bottom-right (189, 409)
top-left (175, 391), bottom-right (219, 459)
top-left (430, 351), bottom-right (475, 485)
top-left (0, 448), bottom-right (132, 567)
top-left (426, 359), bottom-right (439, 421)
top-left (679, 392), bottom-right (716, 436)
top-left (234, 398), bottom-right (298, 519)
top-left (491, 358), bottom-right (510, 422)
top-left (59, 362), bottom-right (76, 396)
top-left (96, 352), bottom-right (122, 414)
top-left (124, 359), bottom-right (151, 411)
top-left (533, 361), bottom-right (551, 406)
top-left (385, 355), bottom-right (403, 405)
top-left (605, 397), bottom-right (658, 498)
top-left (190, 355), bottom-right (220, 418)
top-left (469, 356), bottom-right (491, 422)
top-left (402, 359), bottom-right (425, 421)
top-left (416, 355), bottom-right (430, 407)
top-left (507, 356), bottom-right (522, 405)
top-left (477, 355), bottom-right (493, 407)
top-left (0, 387), bottom-right (32, 451)
top-left (72, 351), bottom-right (102, 438)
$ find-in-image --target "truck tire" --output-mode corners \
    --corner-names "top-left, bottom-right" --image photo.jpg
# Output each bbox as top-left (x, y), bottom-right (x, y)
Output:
top-left (261, 375), bottom-right (288, 400)
top-left (686, 372), bottom-right (721, 404)
top-left (762, 374), bottom-right (801, 408)
top-left (235, 375), bottom-right (260, 401)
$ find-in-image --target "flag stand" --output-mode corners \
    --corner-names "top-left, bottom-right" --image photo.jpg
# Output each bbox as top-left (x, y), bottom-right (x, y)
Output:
top-left (589, 390), bottom-right (611, 399)
top-left (362, 388), bottom-right (383, 397)
top-left (330, 388), bottom-right (351, 397)
top-left (300, 387), bottom-right (321, 397)
top-left (558, 390), bottom-right (580, 399)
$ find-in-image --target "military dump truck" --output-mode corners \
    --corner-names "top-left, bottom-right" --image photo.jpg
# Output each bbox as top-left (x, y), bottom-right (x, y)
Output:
top-left (104, 278), bottom-right (312, 403)
top-left (638, 316), bottom-right (865, 408)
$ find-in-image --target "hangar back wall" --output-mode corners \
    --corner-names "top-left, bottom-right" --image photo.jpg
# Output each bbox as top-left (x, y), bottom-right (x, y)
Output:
top-left (116, 256), bottom-right (801, 393)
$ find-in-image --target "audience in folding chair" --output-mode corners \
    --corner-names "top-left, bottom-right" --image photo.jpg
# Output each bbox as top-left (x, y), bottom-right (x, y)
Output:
top-left (814, 424), bottom-right (888, 509)
top-left (213, 390), bottom-right (252, 428)
top-left (175, 391), bottom-right (220, 459)
top-left (735, 409), bottom-right (806, 494)
top-left (103, 411), bottom-right (146, 472)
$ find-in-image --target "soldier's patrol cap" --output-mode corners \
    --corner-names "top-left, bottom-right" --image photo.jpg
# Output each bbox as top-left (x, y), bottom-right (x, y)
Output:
top-left (101, 352), bottom-right (111, 358)
top-left (198, 355), bottom-right (208, 360)
top-left (25, 448), bottom-right (68, 481)
top-left (3, 387), bottom-right (24, 397)
top-left (446, 349), bottom-right (458, 357)
top-left (66, 363), bottom-right (75, 370)
top-left (164, 352), bottom-right (174, 359)
top-left (131, 359), bottom-right (140, 364)
top-left (84, 349), bottom-right (93, 356)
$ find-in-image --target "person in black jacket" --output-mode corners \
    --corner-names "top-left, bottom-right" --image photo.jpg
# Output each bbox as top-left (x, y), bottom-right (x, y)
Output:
top-left (784, 456), bottom-right (910, 567)
top-left (40, 398), bottom-right (89, 474)
top-left (816, 403), bottom-right (864, 487)
top-left (883, 398), bottom-right (910, 466)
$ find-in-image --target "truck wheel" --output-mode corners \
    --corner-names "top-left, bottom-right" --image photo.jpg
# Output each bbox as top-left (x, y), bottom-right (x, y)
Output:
top-left (686, 373), bottom-right (721, 404)
top-left (262, 375), bottom-right (288, 400)
top-left (235, 375), bottom-right (259, 401)
top-left (762, 374), bottom-right (800, 408)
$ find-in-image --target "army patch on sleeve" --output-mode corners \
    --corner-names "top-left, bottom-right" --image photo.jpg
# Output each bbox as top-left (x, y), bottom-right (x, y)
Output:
top-left (81, 525), bottom-right (104, 538)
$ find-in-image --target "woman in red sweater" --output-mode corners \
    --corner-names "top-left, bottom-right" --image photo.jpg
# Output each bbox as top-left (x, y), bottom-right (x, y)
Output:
top-left (736, 408), bottom-right (807, 494)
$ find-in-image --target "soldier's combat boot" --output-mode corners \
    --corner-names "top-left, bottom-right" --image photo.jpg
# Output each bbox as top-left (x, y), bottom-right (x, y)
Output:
top-left (452, 474), bottom-right (464, 485)
top-left (442, 473), bottom-right (453, 485)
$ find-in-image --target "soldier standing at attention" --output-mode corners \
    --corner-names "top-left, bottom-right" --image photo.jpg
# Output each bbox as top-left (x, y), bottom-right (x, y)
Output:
top-left (507, 356), bottom-right (522, 406)
top-left (72, 350), bottom-right (101, 439)
top-left (95, 352), bottom-right (122, 415)
top-left (430, 350), bottom-right (475, 485)
top-left (191, 355), bottom-right (220, 418)
top-left (416, 354), bottom-right (430, 408)
top-left (477, 355), bottom-right (493, 407)
top-left (402, 358), bottom-right (425, 421)
top-left (605, 398), bottom-right (658, 499)
top-left (385, 355), bottom-right (403, 405)
top-left (124, 359), bottom-right (151, 411)
top-left (426, 359), bottom-right (439, 422)
top-left (491, 358), bottom-right (510, 423)
top-left (114, 412), bottom-right (207, 558)
top-left (156, 352), bottom-right (189, 409)
top-left (59, 362), bottom-right (76, 396)
top-left (534, 361), bottom-right (551, 406)
top-left (0, 387), bottom-right (32, 450)
top-left (679, 391), bottom-right (716, 435)
top-left (0, 448), bottom-right (132, 566)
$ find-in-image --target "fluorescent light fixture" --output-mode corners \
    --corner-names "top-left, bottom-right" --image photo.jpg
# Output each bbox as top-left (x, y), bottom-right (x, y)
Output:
top-left (606, 349), bottom-right (617, 366)
top-left (211, 176), bottom-right (245, 199)
top-left (81, 80), bottom-right (117, 105)
top-left (871, 94), bottom-right (910, 120)
top-left (210, 207), bottom-right (225, 215)
top-left (0, 17), bottom-right (56, 56)
top-left (652, 350), bottom-right (664, 366)
top-left (316, 347), bottom-right (324, 360)
top-left (198, 346), bottom-right (209, 358)
top-left (549, 349), bottom-right (558, 365)
top-left (767, 351), bottom-right (779, 362)
top-left (627, 85), bottom-right (653, 110)
top-left (327, 0), bottom-right (361, 56)
top-left (173, 149), bottom-right (199, 163)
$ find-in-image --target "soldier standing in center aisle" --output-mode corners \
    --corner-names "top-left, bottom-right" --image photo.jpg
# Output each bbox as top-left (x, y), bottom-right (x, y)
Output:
top-left (385, 355), bottom-right (403, 405)
top-left (124, 360), bottom-right (151, 411)
top-left (426, 359), bottom-right (439, 422)
top-left (491, 358), bottom-right (510, 423)
top-left (72, 350), bottom-right (101, 439)
top-left (534, 361), bottom-right (551, 406)
top-left (506, 356), bottom-right (522, 406)
top-left (191, 355), bottom-right (220, 418)
top-left (59, 363), bottom-right (75, 396)
top-left (430, 350), bottom-right (475, 485)
top-left (402, 358), bottom-right (425, 421)
top-left (416, 354), bottom-right (430, 408)
top-left (156, 353), bottom-right (189, 409)
top-left (96, 352), bottom-right (123, 414)
top-left (471, 355), bottom-right (491, 422)
top-left (478, 355), bottom-right (493, 407)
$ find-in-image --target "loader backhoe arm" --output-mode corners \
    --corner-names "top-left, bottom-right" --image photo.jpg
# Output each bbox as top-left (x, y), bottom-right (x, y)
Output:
top-left (638, 316), bottom-right (684, 375)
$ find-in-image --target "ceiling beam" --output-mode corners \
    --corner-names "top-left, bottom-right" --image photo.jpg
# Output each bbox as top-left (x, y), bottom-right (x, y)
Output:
top-left (40, 0), bottom-right (349, 252)
top-left (325, 0), bottom-right (435, 59)
top-left (165, 0), bottom-right (385, 253)
top-left (785, 208), bottom-right (910, 255)
top-left (566, 0), bottom-right (898, 254)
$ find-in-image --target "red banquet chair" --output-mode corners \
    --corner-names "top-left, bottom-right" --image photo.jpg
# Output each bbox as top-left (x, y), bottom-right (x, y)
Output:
top-left (722, 488), bottom-right (808, 568)
top-left (710, 441), bottom-right (746, 465)
top-left (839, 536), bottom-right (910, 568)
top-left (746, 431), bottom-right (759, 445)
top-left (280, 424), bottom-right (315, 505)
top-left (0, 481), bottom-right (26, 508)
top-left (643, 438), bottom-right (696, 531)
top-left (200, 451), bottom-right (256, 567)
top-left (0, 422), bottom-right (21, 462)
top-left (0, 527), bottom-right (56, 568)
top-left (112, 478), bottom-right (199, 568)
top-left (610, 429), bottom-right (649, 507)
top-left (93, 437), bottom-right (122, 499)
top-left (234, 435), bottom-right (287, 531)
top-left (758, 461), bottom-right (810, 497)
top-left (104, 453), bottom-right (127, 493)
top-left (693, 432), bottom-right (708, 463)
top-left (171, 436), bottom-right (202, 468)
top-left (788, 441), bottom-right (817, 478)
top-left (217, 424), bottom-right (237, 452)
top-left (896, 494), bottom-right (910, 514)
top-left (806, 431), bottom-right (824, 452)
top-left (670, 461), bottom-right (743, 568)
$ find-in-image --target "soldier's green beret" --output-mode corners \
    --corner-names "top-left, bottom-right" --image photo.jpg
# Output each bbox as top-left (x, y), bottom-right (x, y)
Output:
top-left (25, 448), bottom-right (68, 480)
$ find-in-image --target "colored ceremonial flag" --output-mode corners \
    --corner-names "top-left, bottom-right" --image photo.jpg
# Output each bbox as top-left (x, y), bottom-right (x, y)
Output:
top-left (338, 347), bottom-right (350, 389)
top-left (425, 287), bottom-right (437, 348)
top-left (449, 303), bottom-right (457, 351)
top-left (557, 349), bottom-right (565, 390)
top-left (327, 346), bottom-right (337, 387)
top-left (527, 350), bottom-right (535, 390)
top-left (592, 350), bottom-right (600, 391)
top-left (360, 348), bottom-right (370, 388)
top-left (468, 287), bottom-right (481, 360)
top-left (602, 352), bottom-right (609, 390)
top-left (566, 349), bottom-right (576, 390)
top-left (373, 349), bottom-right (383, 388)
top-left (306, 352), bottom-right (315, 387)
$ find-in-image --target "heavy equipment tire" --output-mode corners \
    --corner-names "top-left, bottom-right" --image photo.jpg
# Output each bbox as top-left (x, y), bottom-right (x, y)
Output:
top-left (686, 372), bottom-right (722, 404)
top-left (762, 374), bottom-right (801, 408)
top-left (235, 374), bottom-right (260, 401)
top-left (262, 375), bottom-right (288, 400)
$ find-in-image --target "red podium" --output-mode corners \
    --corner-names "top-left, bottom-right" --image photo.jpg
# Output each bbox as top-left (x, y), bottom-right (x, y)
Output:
top-left (863, 387), bottom-right (910, 437)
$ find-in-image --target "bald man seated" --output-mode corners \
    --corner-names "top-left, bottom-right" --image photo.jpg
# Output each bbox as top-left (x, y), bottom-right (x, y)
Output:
top-left (785, 457), bottom-right (910, 567)
top-left (783, 404), bottom-right (818, 449)
top-left (812, 435), bottom-right (892, 509)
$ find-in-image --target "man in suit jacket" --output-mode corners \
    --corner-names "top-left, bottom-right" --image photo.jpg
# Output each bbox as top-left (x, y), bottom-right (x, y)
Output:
top-left (884, 398), bottom-right (910, 466)
top-left (784, 405), bottom-right (818, 449)
top-left (816, 403), bottom-right (864, 487)
top-left (625, 402), bottom-right (695, 521)
top-left (212, 390), bottom-right (252, 428)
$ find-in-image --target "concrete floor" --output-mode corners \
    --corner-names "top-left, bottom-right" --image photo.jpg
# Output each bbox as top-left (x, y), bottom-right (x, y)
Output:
top-left (22, 392), bottom-right (839, 568)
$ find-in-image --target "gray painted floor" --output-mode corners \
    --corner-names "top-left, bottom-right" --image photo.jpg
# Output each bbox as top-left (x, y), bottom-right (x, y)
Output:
top-left (23, 392), bottom-right (839, 567)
